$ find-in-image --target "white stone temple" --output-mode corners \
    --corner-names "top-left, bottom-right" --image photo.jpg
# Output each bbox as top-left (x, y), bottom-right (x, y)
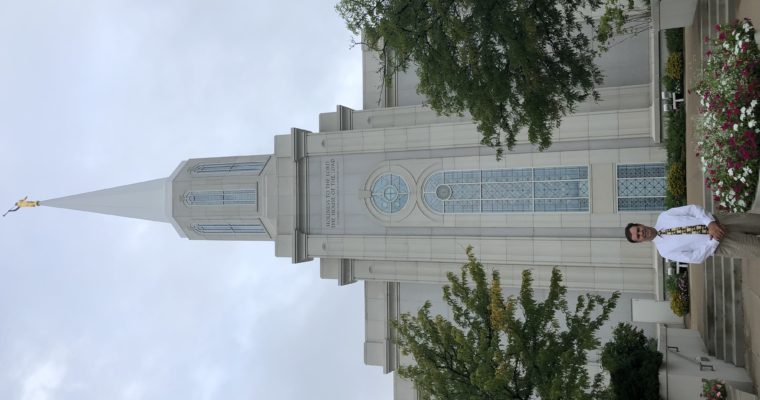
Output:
top-left (41, 31), bottom-right (662, 399)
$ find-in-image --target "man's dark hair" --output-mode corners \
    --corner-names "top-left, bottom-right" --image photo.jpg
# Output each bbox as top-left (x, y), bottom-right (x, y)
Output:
top-left (624, 223), bottom-right (641, 243)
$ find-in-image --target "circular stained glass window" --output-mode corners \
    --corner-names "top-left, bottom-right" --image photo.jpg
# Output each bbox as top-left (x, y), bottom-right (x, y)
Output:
top-left (371, 174), bottom-right (409, 214)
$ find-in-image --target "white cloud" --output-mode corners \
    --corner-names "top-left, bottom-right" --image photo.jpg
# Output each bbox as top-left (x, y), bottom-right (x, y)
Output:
top-left (21, 360), bottom-right (67, 400)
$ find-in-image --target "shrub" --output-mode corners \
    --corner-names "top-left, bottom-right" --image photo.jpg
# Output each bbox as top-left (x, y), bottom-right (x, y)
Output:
top-left (665, 105), bottom-right (687, 208)
top-left (666, 163), bottom-right (686, 198)
top-left (667, 272), bottom-right (690, 316)
top-left (665, 52), bottom-right (683, 81)
top-left (601, 323), bottom-right (663, 400)
top-left (662, 75), bottom-right (680, 94)
top-left (665, 107), bottom-right (686, 164)
top-left (695, 19), bottom-right (760, 212)
top-left (666, 28), bottom-right (684, 52)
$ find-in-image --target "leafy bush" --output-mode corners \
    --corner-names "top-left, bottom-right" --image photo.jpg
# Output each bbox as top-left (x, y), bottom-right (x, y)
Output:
top-left (665, 106), bottom-right (686, 208)
top-left (667, 272), bottom-right (690, 316)
top-left (601, 323), bottom-right (663, 400)
top-left (662, 75), bottom-right (680, 94)
top-left (666, 163), bottom-right (686, 198)
top-left (665, 52), bottom-right (683, 81)
top-left (695, 19), bottom-right (760, 212)
top-left (666, 28), bottom-right (684, 52)
top-left (665, 108), bottom-right (686, 163)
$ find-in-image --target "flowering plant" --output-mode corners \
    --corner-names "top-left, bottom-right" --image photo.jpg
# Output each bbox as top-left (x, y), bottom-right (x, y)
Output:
top-left (695, 19), bottom-right (760, 212)
top-left (702, 379), bottom-right (727, 399)
top-left (666, 272), bottom-right (689, 316)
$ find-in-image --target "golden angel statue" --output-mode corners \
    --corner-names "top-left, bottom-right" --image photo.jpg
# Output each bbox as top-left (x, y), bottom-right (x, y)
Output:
top-left (3, 196), bottom-right (40, 217)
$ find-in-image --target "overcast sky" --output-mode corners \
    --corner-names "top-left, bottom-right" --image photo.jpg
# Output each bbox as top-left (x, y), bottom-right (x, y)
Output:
top-left (0, 1), bottom-right (394, 399)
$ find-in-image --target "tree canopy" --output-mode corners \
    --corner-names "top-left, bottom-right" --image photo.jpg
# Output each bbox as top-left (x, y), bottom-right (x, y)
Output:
top-left (601, 323), bottom-right (663, 400)
top-left (393, 246), bottom-right (620, 400)
top-left (337, 0), bottom-right (607, 157)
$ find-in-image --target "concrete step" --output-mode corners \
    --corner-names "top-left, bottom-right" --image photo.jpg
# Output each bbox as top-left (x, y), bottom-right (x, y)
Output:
top-left (704, 254), bottom-right (745, 366)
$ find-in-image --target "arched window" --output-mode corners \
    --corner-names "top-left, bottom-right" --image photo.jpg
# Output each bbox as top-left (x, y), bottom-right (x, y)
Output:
top-left (191, 223), bottom-right (267, 234)
top-left (616, 163), bottom-right (666, 211)
top-left (422, 167), bottom-right (589, 213)
top-left (184, 189), bottom-right (257, 206)
top-left (190, 161), bottom-right (266, 175)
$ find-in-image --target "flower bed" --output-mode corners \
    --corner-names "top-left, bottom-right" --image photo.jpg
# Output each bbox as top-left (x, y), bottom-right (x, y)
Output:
top-left (695, 19), bottom-right (760, 212)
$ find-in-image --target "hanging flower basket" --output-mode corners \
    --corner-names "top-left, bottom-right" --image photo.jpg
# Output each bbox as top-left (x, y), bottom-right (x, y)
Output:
top-left (694, 19), bottom-right (760, 212)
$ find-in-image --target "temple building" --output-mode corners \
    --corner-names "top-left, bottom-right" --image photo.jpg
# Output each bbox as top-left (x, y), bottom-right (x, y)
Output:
top-left (41, 31), bottom-right (660, 398)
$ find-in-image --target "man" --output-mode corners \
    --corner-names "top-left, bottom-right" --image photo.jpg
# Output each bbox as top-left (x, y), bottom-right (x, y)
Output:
top-left (625, 204), bottom-right (760, 264)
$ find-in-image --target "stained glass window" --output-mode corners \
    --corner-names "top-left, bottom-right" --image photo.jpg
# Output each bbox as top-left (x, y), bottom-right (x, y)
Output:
top-left (191, 224), bottom-right (267, 234)
top-left (184, 189), bottom-right (257, 206)
top-left (371, 174), bottom-right (410, 214)
top-left (616, 164), bottom-right (666, 211)
top-left (191, 161), bottom-right (266, 175)
top-left (422, 166), bottom-right (589, 213)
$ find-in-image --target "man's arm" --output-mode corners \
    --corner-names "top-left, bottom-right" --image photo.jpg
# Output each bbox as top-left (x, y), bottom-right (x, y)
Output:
top-left (661, 246), bottom-right (711, 264)
top-left (664, 204), bottom-right (715, 225)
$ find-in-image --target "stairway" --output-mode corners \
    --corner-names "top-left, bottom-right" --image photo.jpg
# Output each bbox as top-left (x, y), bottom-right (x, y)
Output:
top-left (704, 255), bottom-right (746, 366)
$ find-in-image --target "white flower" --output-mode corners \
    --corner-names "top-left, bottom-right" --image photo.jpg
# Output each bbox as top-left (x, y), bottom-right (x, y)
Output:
top-left (729, 168), bottom-right (734, 176)
top-left (740, 176), bottom-right (746, 183)
top-left (751, 99), bottom-right (758, 108)
top-left (739, 199), bottom-right (747, 207)
top-left (734, 123), bottom-right (739, 131)
top-left (749, 120), bottom-right (756, 128)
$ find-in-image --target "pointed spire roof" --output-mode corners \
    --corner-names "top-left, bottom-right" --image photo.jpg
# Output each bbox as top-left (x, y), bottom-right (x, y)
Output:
top-left (42, 178), bottom-right (173, 223)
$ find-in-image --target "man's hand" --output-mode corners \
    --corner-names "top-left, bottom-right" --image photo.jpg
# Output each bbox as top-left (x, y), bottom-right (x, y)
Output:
top-left (708, 221), bottom-right (727, 241)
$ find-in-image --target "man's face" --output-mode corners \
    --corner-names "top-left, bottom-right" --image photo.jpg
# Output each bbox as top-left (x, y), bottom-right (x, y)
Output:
top-left (629, 225), bottom-right (656, 242)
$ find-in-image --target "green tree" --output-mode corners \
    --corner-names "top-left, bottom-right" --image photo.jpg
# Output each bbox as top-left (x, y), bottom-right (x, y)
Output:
top-left (336, 0), bottom-right (605, 157)
top-left (601, 323), bottom-right (663, 400)
top-left (597, 0), bottom-right (652, 50)
top-left (393, 246), bottom-right (620, 400)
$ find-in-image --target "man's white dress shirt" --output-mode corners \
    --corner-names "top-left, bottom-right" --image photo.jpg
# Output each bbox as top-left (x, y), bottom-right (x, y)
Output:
top-left (651, 205), bottom-right (718, 264)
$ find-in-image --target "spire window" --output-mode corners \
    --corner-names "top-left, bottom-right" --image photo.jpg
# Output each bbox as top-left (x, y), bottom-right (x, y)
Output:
top-left (191, 223), bottom-right (267, 234)
top-left (184, 189), bottom-right (257, 206)
top-left (190, 161), bottom-right (266, 175)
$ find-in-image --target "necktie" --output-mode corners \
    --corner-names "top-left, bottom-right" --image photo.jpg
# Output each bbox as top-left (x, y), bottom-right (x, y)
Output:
top-left (658, 224), bottom-right (709, 236)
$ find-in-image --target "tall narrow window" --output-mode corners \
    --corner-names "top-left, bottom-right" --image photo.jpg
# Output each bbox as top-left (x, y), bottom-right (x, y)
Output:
top-left (617, 164), bottom-right (666, 211)
top-left (191, 161), bottom-right (266, 175)
top-left (184, 189), bottom-right (257, 206)
top-left (191, 223), bottom-right (267, 234)
top-left (422, 166), bottom-right (589, 213)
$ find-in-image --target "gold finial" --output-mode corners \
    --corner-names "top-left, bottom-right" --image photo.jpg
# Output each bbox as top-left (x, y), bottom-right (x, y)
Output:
top-left (3, 196), bottom-right (40, 217)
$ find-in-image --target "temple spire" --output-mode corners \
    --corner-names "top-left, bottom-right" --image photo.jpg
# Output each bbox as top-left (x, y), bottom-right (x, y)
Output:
top-left (41, 178), bottom-right (173, 223)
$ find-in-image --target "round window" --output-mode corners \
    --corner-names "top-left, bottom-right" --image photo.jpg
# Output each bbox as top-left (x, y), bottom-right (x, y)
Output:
top-left (371, 174), bottom-right (409, 214)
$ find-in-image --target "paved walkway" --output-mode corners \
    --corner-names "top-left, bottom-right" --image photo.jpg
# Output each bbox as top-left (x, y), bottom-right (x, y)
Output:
top-left (685, 0), bottom-right (760, 391)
